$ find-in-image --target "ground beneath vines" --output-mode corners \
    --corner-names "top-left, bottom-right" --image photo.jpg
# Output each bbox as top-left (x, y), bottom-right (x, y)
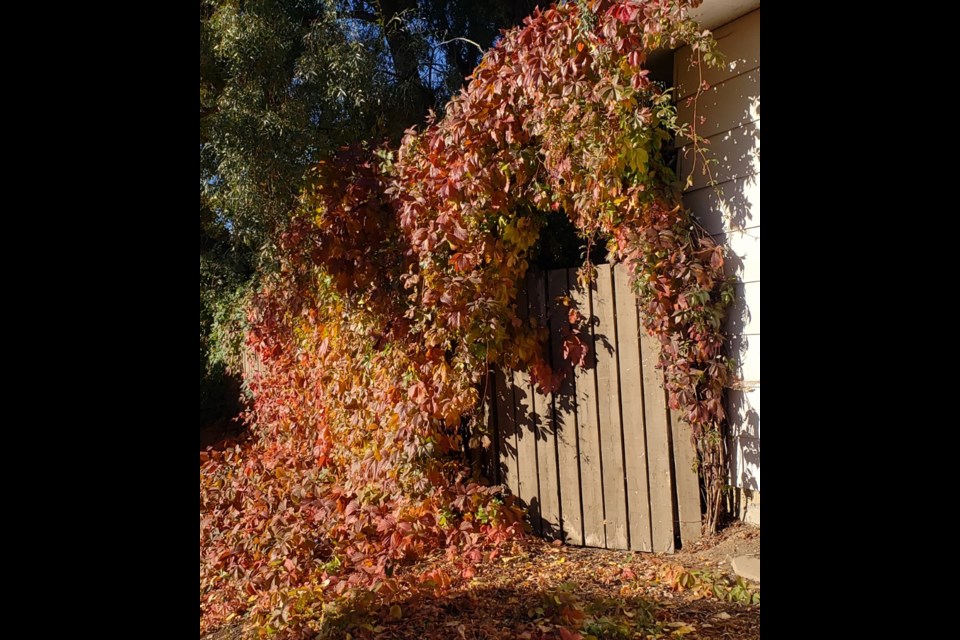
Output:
top-left (674, 522), bottom-right (760, 571)
top-left (202, 524), bottom-right (760, 640)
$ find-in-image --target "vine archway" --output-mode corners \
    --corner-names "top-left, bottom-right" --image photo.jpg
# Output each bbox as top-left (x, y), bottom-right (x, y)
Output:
top-left (201, 1), bottom-right (732, 635)
top-left (386, 0), bottom-right (732, 523)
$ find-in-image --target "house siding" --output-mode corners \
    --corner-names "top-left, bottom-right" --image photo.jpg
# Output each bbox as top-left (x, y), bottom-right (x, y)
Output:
top-left (674, 8), bottom-right (760, 516)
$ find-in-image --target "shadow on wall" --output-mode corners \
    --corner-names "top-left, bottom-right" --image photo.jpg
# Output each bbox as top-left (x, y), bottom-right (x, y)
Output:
top-left (678, 72), bottom-right (760, 338)
top-left (724, 334), bottom-right (760, 397)
top-left (723, 282), bottom-right (756, 335)
top-left (731, 434), bottom-right (760, 492)
top-left (676, 63), bottom-right (760, 495)
top-left (727, 385), bottom-right (759, 441)
top-left (726, 354), bottom-right (759, 492)
top-left (679, 72), bottom-right (760, 235)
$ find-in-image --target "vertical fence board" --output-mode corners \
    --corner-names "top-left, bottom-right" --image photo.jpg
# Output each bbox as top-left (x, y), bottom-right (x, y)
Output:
top-left (489, 369), bottom-right (502, 486)
top-left (613, 264), bottom-right (653, 551)
top-left (495, 367), bottom-right (519, 498)
top-left (479, 368), bottom-right (497, 484)
top-left (670, 409), bottom-right (702, 545)
top-left (573, 271), bottom-right (606, 548)
top-left (531, 271), bottom-right (561, 539)
top-left (550, 269), bottom-right (583, 545)
top-left (491, 266), bottom-right (704, 553)
top-left (514, 283), bottom-right (542, 535)
top-left (641, 333), bottom-right (676, 553)
top-left (593, 265), bottom-right (629, 549)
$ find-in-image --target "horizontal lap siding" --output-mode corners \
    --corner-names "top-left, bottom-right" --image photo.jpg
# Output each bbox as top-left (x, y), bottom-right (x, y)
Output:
top-left (677, 9), bottom-right (760, 493)
top-left (712, 227), bottom-right (760, 284)
top-left (682, 175), bottom-right (760, 236)
top-left (675, 9), bottom-right (761, 100)
top-left (676, 70), bottom-right (760, 145)
top-left (678, 120), bottom-right (760, 191)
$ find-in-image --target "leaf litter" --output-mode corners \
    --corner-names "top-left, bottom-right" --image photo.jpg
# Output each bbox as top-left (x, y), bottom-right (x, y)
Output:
top-left (204, 529), bottom-right (759, 640)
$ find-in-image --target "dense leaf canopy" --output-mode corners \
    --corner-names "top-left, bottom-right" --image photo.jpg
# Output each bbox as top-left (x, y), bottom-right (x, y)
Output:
top-left (200, 0), bottom-right (542, 414)
top-left (201, 2), bottom-right (729, 638)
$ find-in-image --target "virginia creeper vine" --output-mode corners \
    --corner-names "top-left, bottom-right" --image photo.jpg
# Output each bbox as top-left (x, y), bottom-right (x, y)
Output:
top-left (200, 2), bottom-right (732, 637)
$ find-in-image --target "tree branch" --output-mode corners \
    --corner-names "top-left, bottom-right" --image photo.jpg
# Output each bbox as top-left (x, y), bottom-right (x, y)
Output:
top-left (436, 37), bottom-right (484, 56)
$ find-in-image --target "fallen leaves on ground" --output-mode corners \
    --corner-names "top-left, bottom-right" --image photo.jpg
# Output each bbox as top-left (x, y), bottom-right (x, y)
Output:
top-left (205, 536), bottom-right (759, 639)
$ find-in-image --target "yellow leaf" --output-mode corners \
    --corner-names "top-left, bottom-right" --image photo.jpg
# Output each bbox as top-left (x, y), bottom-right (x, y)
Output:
top-left (667, 623), bottom-right (696, 636)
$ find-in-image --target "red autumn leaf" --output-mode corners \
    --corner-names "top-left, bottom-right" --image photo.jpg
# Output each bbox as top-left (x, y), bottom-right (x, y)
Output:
top-left (201, 5), bottom-right (734, 637)
top-left (559, 628), bottom-right (582, 640)
top-left (562, 335), bottom-right (590, 368)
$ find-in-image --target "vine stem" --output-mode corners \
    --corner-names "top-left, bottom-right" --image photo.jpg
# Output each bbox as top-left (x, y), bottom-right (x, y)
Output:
top-left (481, 340), bottom-right (491, 433)
top-left (437, 36), bottom-right (485, 56)
top-left (684, 48), bottom-right (718, 191)
top-left (679, 43), bottom-right (730, 536)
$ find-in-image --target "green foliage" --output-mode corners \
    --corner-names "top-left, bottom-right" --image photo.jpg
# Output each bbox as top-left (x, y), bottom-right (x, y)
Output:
top-left (582, 595), bottom-right (658, 638)
top-left (200, 0), bottom-right (546, 254)
top-left (659, 562), bottom-right (760, 605)
top-left (201, 0), bottom-right (386, 247)
top-left (527, 582), bottom-right (660, 639)
top-left (199, 0), bottom-right (548, 420)
top-left (207, 285), bottom-right (252, 379)
top-left (201, 2), bottom-right (731, 638)
top-left (200, 0), bottom-right (387, 400)
top-left (201, 197), bottom-right (253, 423)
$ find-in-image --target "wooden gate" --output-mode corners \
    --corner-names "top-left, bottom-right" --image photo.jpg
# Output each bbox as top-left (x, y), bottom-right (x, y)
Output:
top-left (480, 263), bottom-right (701, 553)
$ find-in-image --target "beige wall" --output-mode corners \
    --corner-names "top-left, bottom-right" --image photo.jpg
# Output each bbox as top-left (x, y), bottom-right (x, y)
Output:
top-left (674, 9), bottom-right (760, 499)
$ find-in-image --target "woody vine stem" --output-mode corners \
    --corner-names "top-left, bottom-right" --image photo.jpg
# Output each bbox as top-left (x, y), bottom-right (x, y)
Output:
top-left (201, 3), bottom-right (736, 636)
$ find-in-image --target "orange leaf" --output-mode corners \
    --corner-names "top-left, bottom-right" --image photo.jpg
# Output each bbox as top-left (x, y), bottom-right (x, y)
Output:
top-left (559, 628), bottom-right (582, 640)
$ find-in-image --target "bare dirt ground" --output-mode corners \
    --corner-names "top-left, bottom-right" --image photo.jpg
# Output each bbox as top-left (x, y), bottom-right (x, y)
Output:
top-left (675, 521), bottom-right (761, 572)
top-left (202, 523), bottom-right (760, 639)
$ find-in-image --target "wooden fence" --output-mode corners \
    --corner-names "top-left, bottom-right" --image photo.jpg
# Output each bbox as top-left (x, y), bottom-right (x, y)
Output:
top-left (478, 263), bottom-right (701, 553)
top-left (239, 262), bottom-right (703, 552)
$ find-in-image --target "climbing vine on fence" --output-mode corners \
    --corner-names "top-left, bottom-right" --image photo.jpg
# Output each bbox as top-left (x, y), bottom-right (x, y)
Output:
top-left (200, 1), bottom-right (731, 637)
